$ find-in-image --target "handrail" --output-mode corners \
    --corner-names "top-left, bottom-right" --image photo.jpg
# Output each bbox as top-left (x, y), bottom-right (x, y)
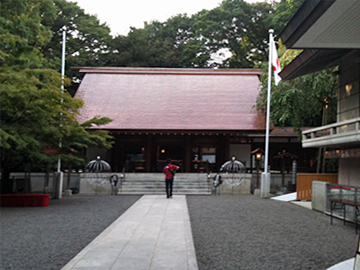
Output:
top-left (327, 183), bottom-right (359, 205)
top-left (327, 183), bottom-right (360, 233)
top-left (302, 117), bottom-right (360, 135)
top-left (327, 182), bottom-right (360, 190)
top-left (302, 117), bottom-right (360, 142)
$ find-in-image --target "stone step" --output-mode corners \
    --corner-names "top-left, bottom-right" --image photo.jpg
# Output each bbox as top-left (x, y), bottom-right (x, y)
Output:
top-left (121, 183), bottom-right (209, 187)
top-left (121, 187), bottom-right (210, 191)
top-left (118, 177), bottom-right (211, 195)
top-left (118, 190), bottom-right (211, 195)
top-left (120, 180), bottom-right (209, 185)
top-left (123, 173), bottom-right (210, 182)
top-left (121, 188), bottom-right (209, 192)
top-left (120, 186), bottom-right (210, 191)
top-left (121, 179), bottom-right (209, 183)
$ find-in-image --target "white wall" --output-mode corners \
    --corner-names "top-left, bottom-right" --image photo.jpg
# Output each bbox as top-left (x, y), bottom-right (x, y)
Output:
top-left (339, 157), bottom-right (360, 186)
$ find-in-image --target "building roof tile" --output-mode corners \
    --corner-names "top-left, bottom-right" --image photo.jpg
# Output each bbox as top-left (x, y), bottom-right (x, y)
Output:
top-left (74, 67), bottom-right (265, 131)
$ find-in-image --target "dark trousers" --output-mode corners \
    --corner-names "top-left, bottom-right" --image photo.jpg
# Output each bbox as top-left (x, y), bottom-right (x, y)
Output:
top-left (165, 178), bottom-right (174, 198)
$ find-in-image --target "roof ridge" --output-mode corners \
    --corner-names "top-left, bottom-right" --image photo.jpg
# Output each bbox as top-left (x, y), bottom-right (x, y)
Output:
top-left (73, 67), bottom-right (262, 75)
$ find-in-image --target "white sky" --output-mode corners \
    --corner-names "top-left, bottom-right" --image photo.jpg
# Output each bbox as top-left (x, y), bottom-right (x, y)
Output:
top-left (72, 0), bottom-right (264, 36)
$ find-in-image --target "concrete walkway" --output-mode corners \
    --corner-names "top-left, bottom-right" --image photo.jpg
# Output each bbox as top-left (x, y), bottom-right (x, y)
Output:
top-left (60, 193), bottom-right (354, 270)
top-left (61, 195), bottom-right (198, 270)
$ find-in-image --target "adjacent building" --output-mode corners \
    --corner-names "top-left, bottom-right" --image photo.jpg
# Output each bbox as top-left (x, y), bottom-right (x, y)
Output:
top-left (279, 0), bottom-right (360, 186)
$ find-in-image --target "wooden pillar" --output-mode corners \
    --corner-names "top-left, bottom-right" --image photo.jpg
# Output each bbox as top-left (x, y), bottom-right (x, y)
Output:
top-left (224, 134), bottom-right (230, 161)
top-left (217, 134), bottom-right (230, 168)
top-left (111, 134), bottom-right (121, 172)
top-left (145, 135), bottom-right (152, 172)
top-left (184, 135), bottom-right (192, 172)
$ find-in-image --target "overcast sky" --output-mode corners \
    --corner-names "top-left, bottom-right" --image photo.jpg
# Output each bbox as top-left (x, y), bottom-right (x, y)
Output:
top-left (72, 0), bottom-right (265, 36)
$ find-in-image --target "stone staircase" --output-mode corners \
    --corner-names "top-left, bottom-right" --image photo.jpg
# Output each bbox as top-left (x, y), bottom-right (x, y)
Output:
top-left (118, 173), bottom-right (211, 195)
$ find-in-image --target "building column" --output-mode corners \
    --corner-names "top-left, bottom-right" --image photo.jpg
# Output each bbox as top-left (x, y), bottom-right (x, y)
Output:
top-left (216, 134), bottom-right (230, 169)
top-left (111, 134), bottom-right (121, 172)
top-left (224, 134), bottom-right (230, 161)
top-left (184, 135), bottom-right (192, 172)
top-left (145, 135), bottom-right (152, 172)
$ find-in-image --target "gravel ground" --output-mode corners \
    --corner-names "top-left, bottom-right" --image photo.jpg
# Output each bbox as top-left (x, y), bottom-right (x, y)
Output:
top-left (0, 194), bottom-right (358, 270)
top-left (186, 195), bottom-right (358, 270)
top-left (0, 195), bottom-right (141, 270)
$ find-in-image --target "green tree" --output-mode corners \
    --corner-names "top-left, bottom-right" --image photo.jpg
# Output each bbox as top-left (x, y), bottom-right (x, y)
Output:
top-left (269, 0), bottom-right (304, 35)
top-left (191, 0), bottom-right (271, 68)
top-left (0, 0), bottom-right (56, 69)
top-left (256, 46), bottom-right (338, 135)
top-left (108, 14), bottom-right (210, 68)
top-left (40, 0), bottom-right (113, 95)
top-left (60, 116), bottom-right (113, 191)
top-left (0, 68), bottom-right (76, 191)
top-left (102, 0), bottom-right (303, 69)
top-left (0, 0), bottom-right (113, 193)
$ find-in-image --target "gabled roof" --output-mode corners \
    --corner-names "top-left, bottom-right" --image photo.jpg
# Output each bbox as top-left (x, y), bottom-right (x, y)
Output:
top-left (279, 0), bottom-right (360, 80)
top-left (279, 49), bottom-right (351, 80)
top-left (249, 127), bottom-right (312, 138)
top-left (274, 151), bottom-right (298, 159)
top-left (280, 0), bottom-right (360, 50)
top-left (74, 67), bottom-right (265, 132)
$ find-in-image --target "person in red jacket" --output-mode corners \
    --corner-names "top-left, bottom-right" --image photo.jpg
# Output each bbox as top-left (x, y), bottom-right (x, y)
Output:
top-left (163, 158), bottom-right (179, 198)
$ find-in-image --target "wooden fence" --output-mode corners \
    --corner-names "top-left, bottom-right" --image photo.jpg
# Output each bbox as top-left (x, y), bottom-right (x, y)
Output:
top-left (296, 173), bottom-right (338, 200)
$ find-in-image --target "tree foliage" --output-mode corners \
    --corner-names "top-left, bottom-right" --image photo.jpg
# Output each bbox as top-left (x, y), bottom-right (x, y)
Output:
top-left (192, 0), bottom-right (269, 67)
top-left (256, 43), bottom-right (338, 135)
top-left (0, 0), bottom-right (112, 193)
top-left (108, 14), bottom-right (210, 68)
top-left (104, 0), bottom-right (303, 69)
top-left (40, 0), bottom-right (113, 95)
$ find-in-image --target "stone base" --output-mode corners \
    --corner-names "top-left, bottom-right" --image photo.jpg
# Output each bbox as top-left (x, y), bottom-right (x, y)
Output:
top-left (216, 177), bottom-right (252, 195)
top-left (63, 189), bottom-right (72, 196)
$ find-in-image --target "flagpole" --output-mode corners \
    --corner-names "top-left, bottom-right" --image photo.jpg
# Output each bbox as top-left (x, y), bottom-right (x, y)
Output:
top-left (264, 29), bottom-right (273, 174)
top-left (261, 29), bottom-right (273, 198)
top-left (54, 26), bottom-right (66, 199)
top-left (57, 26), bottom-right (66, 173)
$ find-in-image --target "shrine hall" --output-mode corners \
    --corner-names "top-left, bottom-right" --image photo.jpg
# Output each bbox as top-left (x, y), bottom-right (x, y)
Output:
top-left (74, 67), bottom-right (315, 173)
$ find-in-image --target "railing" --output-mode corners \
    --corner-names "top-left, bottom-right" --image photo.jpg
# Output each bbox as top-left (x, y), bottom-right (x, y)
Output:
top-left (296, 173), bottom-right (338, 200)
top-left (302, 117), bottom-right (360, 148)
top-left (327, 183), bottom-right (360, 205)
top-left (326, 183), bottom-right (360, 233)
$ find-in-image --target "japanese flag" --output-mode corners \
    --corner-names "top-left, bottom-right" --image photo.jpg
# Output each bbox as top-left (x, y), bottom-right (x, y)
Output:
top-left (271, 36), bottom-right (282, 85)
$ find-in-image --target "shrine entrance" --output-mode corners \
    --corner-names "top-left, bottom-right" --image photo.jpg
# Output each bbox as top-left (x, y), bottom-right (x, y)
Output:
top-left (109, 133), bottom-right (229, 173)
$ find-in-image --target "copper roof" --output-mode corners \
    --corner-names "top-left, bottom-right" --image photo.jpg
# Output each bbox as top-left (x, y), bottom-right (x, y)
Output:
top-left (274, 151), bottom-right (298, 159)
top-left (74, 67), bottom-right (265, 131)
top-left (270, 127), bottom-right (311, 137)
top-left (251, 148), bottom-right (265, 155)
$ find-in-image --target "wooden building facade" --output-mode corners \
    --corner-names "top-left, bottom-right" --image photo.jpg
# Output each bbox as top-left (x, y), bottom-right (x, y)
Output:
top-left (75, 67), bottom-right (317, 173)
